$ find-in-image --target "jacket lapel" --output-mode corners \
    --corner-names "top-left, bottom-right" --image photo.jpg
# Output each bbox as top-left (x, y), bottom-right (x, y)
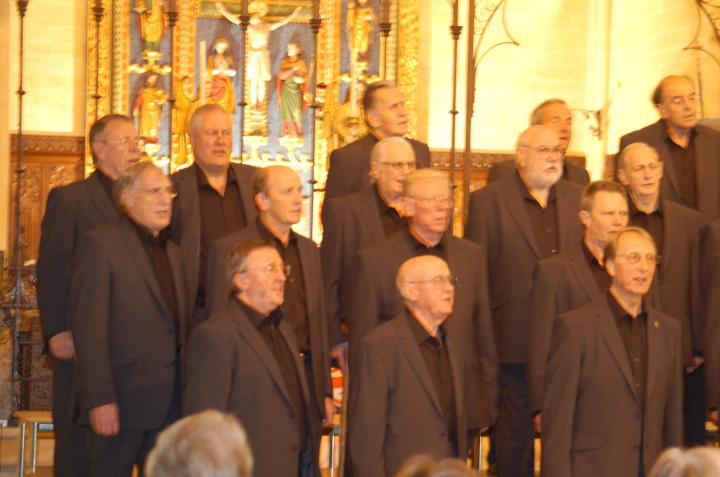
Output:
top-left (230, 163), bottom-right (258, 224)
top-left (567, 247), bottom-right (602, 300)
top-left (644, 308), bottom-right (664, 403)
top-left (278, 320), bottom-right (313, 411)
top-left (446, 332), bottom-right (466, 449)
top-left (652, 121), bottom-right (681, 199)
top-left (177, 166), bottom-right (202, 300)
top-left (359, 188), bottom-right (387, 243)
top-left (501, 177), bottom-right (541, 258)
top-left (594, 301), bottom-right (641, 403)
top-left (297, 237), bottom-right (319, 345)
top-left (556, 181), bottom-right (581, 250)
top-left (86, 172), bottom-right (119, 223)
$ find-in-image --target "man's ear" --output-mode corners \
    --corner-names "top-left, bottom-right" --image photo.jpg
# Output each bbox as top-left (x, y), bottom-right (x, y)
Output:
top-left (254, 192), bottom-right (269, 212)
top-left (605, 258), bottom-right (616, 278)
top-left (232, 272), bottom-right (248, 294)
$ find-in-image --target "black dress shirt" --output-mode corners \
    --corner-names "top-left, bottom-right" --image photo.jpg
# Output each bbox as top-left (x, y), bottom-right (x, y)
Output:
top-left (406, 227), bottom-right (446, 259)
top-left (607, 292), bottom-right (648, 406)
top-left (241, 300), bottom-right (308, 452)
top-left (374, 185), bottom-right (406, 237)
top-left (197, 166), bottom-right (247, 301)
top-left (129, 218), bottom-right (180, 345)
top-left (95, 169), bottom-right (115, 200)
top-left (628, 199), bottom-right (664, 259)
top-left (516, 172), bottom-right (559, 258)
top-left (664, 124), bottom-right (698, 210)
top-left (405, 310), bottom-right (457, 454)
top-left (257, 219), bottom-right (310, 353)
top-left (581, 241), bottom-right (610, 292)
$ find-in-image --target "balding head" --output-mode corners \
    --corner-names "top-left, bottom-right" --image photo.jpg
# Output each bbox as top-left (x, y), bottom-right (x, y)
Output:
top-left (515, 125), bottom-right (563, 190)
top-left (369, 136), bottom-right (416, 201)
top-left (530, 99), bottom-right (572, 151)
top-left (397, 256), bottom-right (454, 328)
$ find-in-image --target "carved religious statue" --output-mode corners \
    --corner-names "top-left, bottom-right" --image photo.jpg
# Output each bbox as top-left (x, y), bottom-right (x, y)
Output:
top-left (216, 1), bottom-right (302, 110)
top-left (174, 76), bottom-right (199, 166)
top-left (207, 38), bottom-right (237, 114)
top-left (347, 0), bottom-right (375, 62)
top-left (277, 42), bottom-right (308, 138)
top-left (133, 73), bottom-right (168, 141)
top-left (134, 0), bottom-right (165, 56)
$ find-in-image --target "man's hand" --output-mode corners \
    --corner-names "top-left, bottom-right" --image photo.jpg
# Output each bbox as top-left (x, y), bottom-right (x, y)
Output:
top-left (323, 397), bottom-right (337, 428)
top-left (90, 403), bottom-right (120, 437)
top-left (686, 356), bottom-right (705, 374)
top-left (532, 413), bottom-right (542, 435)
top-left (49, 331), bottom-right (76, 361)
top-left (330, 343), bottom-right (348, 372)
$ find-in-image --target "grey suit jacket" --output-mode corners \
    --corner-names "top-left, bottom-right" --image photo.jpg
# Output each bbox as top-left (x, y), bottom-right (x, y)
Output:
top-left (205, 220), bottom-right (332, 415)
top-left (541, 301), bottom-right (683, 477)
top-left (348, 313), bottom-right (468, 477)
top-left (527, 245), bottom-right (605, 413)
top-left (184, 299), bottom-right (320, 477)
top-left (320, 187), bottom-right (389, 346)
top-left (464, 176), bottom-right (584, 363)
top-left (618, 120), bottom-right (720, 220)
top-left (347, 228), bottom-right (498, 430)
top-left (70, 217), bottom-right (188, 430)
top-left (488, 159), bottom-right (590, 186)
top-left (169, 163), bottom-right (257, 319)
top-left (323, 133), bottom-right (431, 203)
top-left (37, 172), bottom-right (121, 340)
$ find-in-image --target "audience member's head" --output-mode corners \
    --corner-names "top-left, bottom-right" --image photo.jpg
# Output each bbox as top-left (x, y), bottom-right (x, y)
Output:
top-left (515, 125), bottom-right (564, 190)
top-left (363, 80), bottom-right (409, 138)
top-left (370, 136), bottom-right (417, 201)
top-left (145, 410), bottom-right (253, 477)
top-left (652, 75), bottom-right (698, 132)
top-left (530, 99), bottom-right (572, 152)
top-left (89, 114), bottom-right (142, 180)
top-left (395, 454), bottom-right (480, 477)
top-left (649, 446), bottom-right (720, 477)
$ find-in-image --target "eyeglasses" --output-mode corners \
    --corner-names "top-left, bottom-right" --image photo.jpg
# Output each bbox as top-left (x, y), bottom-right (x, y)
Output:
top-left (408, 275), bottom-right (459, 288)
top-left (617, 252), bottom-right (661, 265)
top-left (100, 136), bottom-right (144, 146)
top-left (381, 161), bottom-right (416, 171)
top-left (134, 186), bottom-right (178, 199)
top-left (521, 145), bottom-right (563, 156)
top-left (262, 263), bottom-right (292, 278)
top-left (411, 195), bottom-right (454, 206)
top-left (667, 94), bottom-right (700, 106)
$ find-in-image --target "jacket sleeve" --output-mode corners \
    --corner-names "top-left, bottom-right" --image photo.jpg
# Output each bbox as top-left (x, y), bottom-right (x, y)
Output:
top-left (319, 198), bottom-right (349, 346)
top-left (206, 240), bottom-right (231, 317)
top-left (346, 250), bottom-right (382, 365)
top-left (527, 262), bottom-right (556, 413)
top-left (663, 320), bottom-right (684, 447)
top-left (183, 322), bottom-right (233, 416)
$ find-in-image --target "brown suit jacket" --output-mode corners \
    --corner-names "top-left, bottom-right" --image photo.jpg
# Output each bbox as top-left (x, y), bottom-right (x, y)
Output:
top-left (347, 228), bottom-right (498, 430)
top-left (323, 133), bottom-right (431, 202)
top-left (631, 200), bottom-right (705, 365)
top-left (348, 312), bottom-right (468, 477)
top-left (700, 220), bottom-right (720, 408)
top-left (184, 299), bottom-right (320, 477)
top-left (205, 220), bottom-right (332, 415)
top-left (527, 244), bottom-right (605, 413)
top-left (70, 217), bottom-right (188, 429)
top-left (320, 186), bottom-right (390, 346)
top-left (618, 120), bottom-right (720, 220)
top-left (169, 163), bottom-right (257, 322)
top-left (488, 159), bottom-right (590, 186)
top-left (541, 301), bottom-right (683, 477)
top-left (464, 176), bottom-right (584, 363)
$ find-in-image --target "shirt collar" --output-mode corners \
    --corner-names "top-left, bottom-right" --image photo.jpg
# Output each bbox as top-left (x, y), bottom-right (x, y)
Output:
top-left (606, 290), bottom-right (647, 323)
top-left (581, 241), bottom-right (603, 268)
top-left (405, 308), bottom-right (446, 347)
top-left (196, 164), bottom-right (237, 190)
top-left (256, 217), bottom-right (297, 248)
top-left (127, 214), bottom-right (168, 247)
top-left (236, 297), bottom-right (283, 329)
top-left (406, 227), bottom-right (446, 254)
top-left (514, 170), bottom-right (557, 205)
top-left (628, 194), bottom-right (663, 217)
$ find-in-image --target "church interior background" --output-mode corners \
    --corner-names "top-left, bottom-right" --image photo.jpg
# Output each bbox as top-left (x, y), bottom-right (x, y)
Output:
top-left (0, 0), bottom-right (719, 467)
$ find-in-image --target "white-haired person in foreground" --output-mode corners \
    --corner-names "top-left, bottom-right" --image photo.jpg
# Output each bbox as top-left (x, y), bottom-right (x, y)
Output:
top-left (145, 410), bottom-right (253, 477)
top-left (649, 447), bottom-right (720, 477)
top-left (395, 455), bottom-right (480, 477)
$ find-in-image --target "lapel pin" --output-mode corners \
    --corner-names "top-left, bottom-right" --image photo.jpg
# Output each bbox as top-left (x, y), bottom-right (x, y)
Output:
top-left (653, 320), bottom-right (660, 328)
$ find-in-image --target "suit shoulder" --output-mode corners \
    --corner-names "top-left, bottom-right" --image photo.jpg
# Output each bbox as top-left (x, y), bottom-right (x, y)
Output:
top-left (620, 121), bottom-right (661, 145)
top-left (697, 123), bottom-right (720, 139)
top-left (214, 226), bottom-right (255, 251)
top-left (447, 235), bottom-right (483, 255)
top-left (557, 301), bottom-right (597, 324)
top-left (230, 162), bottom-right (257, 176)
top-left (171, 165), bottom-right (195, 181)
top-left (361, 315), bottom-right (403, 348)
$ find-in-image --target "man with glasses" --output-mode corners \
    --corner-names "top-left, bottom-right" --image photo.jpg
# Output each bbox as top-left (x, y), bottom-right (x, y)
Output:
top-left (527, 180), bottom-right (629, 434)
top-left (465, 125), bottom-right (583, 477)
top-left (542, 227), bottom-right (682, 477)
top-left (170, 104), bottom-right (257, 330)
top-left (37, 114), bottom-right (141, 477)
top-left (323, 81), bottom-right (431, 203)
top-left (321, 136), bottom-right (417, 366)
top-left (489, 99), bottom-right (590, 185)
top-left (70, 162), bottom-right (187, 476)
top-left (348, 255), bottom-right (471, 477)
top-left (185, 240), bottom-right (321, 477)
top-left (206, 165), bottom-right (335, 434)
top-left (349, 168), bottom-right (497, 435)
top-left (617, 75), bottom-right (720, 219)
top-left (617, 142), bottom-right (706, 446)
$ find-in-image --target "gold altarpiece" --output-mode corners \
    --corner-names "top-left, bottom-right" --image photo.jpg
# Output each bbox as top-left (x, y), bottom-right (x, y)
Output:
top-left (84, 0), bottom-right (421, 237)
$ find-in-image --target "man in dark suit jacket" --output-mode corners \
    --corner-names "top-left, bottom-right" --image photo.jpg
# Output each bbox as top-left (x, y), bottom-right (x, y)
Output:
top-left (542, 227), bottom-right (683, 477)
top-left (465, 125), bottom-right (584, 477)
top-left (185, 240), bottom-right (321, 477)
top-left (323, 80), bottom-right (431, 203)
top-left (348, 255), bottom-right (469, 477)
top-left (170, 104), bottom-right (257, 329)
top-left (700, 219), bottom-right (720, 425)
top-left (36, 114), bottom-right (141, 477)
top-left (321, 136), bottom-right (417, 352)
top-left (489, 99), bottom-right (590, 185)
top-left (617, 142), bottom-right (706, 445)
top-left (617, 75), bottom-right (720, 220)
top-left (70, 162), bottom-right (187, 476)
top-left (206, 165), bottom-right (334, 429)
top-left (527, 180), bottom-right (628, 424)
top-left (348, 168), bottom-right (498, 431)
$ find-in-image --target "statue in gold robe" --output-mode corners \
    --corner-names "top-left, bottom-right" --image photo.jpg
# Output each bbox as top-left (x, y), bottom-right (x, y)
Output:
top-left (173, 76), bottom-right (198, 166)
top-left (134, 0), bottom-right (165, 54)
top-left (277, 43), bottom-right (307, 138)
top-left (206, 38), bottom-right (237, 114)
top-left (347, 0), bottom-right (375, 62)
top-left (133, 73), bottom-right (167, 141)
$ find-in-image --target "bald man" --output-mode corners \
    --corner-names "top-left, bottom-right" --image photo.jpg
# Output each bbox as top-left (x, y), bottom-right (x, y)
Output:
top-left (321, 136), bottom-right (416, 352)
top-left (489, 99), bottom-right (590, 185)
top-left (348, 256), bottom-right (470, 477)
top-left (617, 75), bottom-right (720, 219)
top-left (170, 104), bottom-right (257, 329)
top-left (465, 125), bottom-right (584, 477)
